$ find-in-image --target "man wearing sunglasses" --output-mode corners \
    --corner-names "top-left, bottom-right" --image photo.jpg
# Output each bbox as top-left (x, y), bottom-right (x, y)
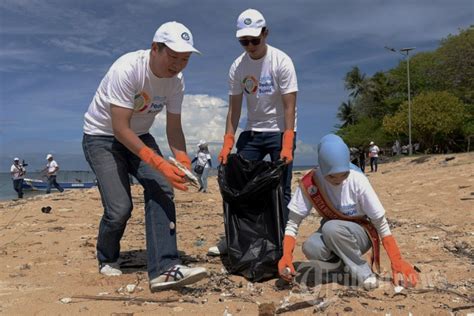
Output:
top-left (210, 8), bottom-right (298, 256)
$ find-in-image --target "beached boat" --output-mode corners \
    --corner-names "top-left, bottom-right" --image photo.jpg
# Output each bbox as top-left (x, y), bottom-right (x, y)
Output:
top-left (22, 178), bottom-right (96, 190)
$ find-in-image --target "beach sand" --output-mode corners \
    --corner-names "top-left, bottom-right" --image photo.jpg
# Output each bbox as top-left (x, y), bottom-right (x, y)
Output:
top-left (0, 153), bottom-right (473, 315)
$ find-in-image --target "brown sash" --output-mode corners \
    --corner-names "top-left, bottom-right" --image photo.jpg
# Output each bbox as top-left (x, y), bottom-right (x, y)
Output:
top-left (299, 169), bottom-right (380, 273)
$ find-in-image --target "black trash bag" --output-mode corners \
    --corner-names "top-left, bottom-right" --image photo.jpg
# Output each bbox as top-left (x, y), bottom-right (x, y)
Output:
top-left (218, 154), bottom-right (286, 282)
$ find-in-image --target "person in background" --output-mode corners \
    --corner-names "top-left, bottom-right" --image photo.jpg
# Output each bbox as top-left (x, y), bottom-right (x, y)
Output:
top-left (42, 154), bottom-right (64, 194)
top-left (210, 8), bottom-right (298, 256)
top-left (358, 146), bottom-right (366, 173)
top-left (278, 134), bottom-right (418, 290)
top-left (368, 141), bottom-right (380, 172)
top-left (82, 21), bottom-right (207, 291)
top-left (192, 140), bottom-right (212, 193)
top-left (10, 157), bottom-right (26, 199)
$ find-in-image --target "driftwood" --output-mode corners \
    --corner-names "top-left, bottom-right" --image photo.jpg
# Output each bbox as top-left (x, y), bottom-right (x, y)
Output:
top-left (71, 295), bottom-right (190, 304)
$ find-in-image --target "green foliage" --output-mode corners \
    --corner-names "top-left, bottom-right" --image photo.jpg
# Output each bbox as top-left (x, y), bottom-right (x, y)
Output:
top-left (338, 26), bottom-right (473, 151)
top-left (336, 100), bottom-right (356, 127)
top-left (383, 91), bottom-right (465, 148)
top-left (337, 117), bottom-right (391, 148)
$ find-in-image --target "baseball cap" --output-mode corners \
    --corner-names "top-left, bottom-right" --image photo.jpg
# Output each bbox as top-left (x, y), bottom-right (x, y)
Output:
top-left (369, 141), bottom-right (374, 145)
top-left (236, 8), bottom-right (266, 38)
top-left (153, 21), bottom-right (200, 54)
top-left (46, 154), bottom-right (53, 160)
top-left (14, 157), bottom-right (19, 161)
top-left (197, 139), bottom-right (207, 147)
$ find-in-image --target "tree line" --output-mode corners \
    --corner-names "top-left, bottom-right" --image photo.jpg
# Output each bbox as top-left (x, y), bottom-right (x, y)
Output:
top-left (336, 26), bottom-right (473, 154)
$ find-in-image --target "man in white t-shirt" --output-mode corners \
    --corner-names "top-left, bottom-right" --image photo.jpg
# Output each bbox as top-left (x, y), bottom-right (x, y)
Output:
top-left (82, 22), bottom-right (207, 291)
top-left (368, 141), bottom-right (380, 172)
top-left (211, 9), bottom-right (298, 255)
top-left (42, 154), bottom-right (64, 194)
top-left (10, 157), bottom-right (26, 198)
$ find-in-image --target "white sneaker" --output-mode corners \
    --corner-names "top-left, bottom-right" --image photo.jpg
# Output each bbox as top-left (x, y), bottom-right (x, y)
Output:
top-left (207, 238), bottom-right (227, 256)
top-left (150, 264), bottom-right (208, 292)
top-left (99, 262), bottom-right (122, 276)
top-left (362, 275), bottom-right (378, 290)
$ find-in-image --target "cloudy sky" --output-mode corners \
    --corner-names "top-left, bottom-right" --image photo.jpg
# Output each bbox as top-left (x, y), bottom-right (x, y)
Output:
top-left (0, 0), bottom-right (472, 171)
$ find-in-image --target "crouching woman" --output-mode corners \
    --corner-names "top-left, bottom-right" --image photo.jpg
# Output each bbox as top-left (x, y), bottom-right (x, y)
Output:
top-left (278, 134), bottom-right (418, 289)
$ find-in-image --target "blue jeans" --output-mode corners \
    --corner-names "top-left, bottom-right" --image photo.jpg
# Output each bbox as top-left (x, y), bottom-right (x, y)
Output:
top-left (46, 175), bottom-right (64, 194)
top-left (370, 157), bottom-right (378, 172)
top-left (199, 167), bottom-right (210, 192)
top-left (82, 133), bottom-right (180, 279)
top-left (236, 131), bottom-right (296, 212)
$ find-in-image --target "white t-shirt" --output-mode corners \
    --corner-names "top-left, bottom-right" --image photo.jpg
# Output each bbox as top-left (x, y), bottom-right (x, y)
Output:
top-left (10, 164), bottom-right (25, 180)
top-left (83, 49), bottom-right (184, 136)
top-left (47, 160), bottom-right (59, 175)
top-left (369, 145), bottom-right (380, 158)
top-left (195, 151), bottom-right (211, 169)
top-left (228, 45), bottom-right (298, 132)
top-left (288, 169), bottom-right (385, 220)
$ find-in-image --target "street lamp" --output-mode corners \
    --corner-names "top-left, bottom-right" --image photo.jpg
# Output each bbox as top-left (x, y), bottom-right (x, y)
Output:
top-left (385, 46), bottom-right (416, 155)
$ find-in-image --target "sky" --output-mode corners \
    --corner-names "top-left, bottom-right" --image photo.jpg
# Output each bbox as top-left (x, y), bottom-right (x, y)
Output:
top-left (0, 0), bottom-right (472, 171)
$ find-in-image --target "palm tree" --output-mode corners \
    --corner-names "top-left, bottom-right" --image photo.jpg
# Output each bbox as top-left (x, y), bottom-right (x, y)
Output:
top-left (337, 100), bottom-right (356, 127)
top-left (344, 66), bottom-right (376, 99)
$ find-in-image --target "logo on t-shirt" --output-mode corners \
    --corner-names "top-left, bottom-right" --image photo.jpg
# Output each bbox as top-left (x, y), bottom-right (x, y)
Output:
top-left (148, 96), bottom-right (166, 114)
top-left (258, 75), bottom-right (274, 95)
top-left (242, 75), bottom-right (258, 95)
top-left (134, 91), bottom-right (151, 112)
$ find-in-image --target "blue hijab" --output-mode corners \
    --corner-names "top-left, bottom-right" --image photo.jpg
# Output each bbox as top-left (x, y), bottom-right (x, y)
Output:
top-left (317, 134), bottom-right (361, 176)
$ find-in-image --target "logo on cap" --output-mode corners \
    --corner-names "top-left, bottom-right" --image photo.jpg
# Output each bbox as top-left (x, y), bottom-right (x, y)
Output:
top-left (181, 32), bottom-right (190, 41)
top-left (244, 18), bottom-right (252, 25)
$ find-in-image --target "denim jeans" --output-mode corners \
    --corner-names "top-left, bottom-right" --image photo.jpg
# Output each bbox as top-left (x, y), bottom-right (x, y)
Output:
top-left (370, 157), bottom-right (378, 172)
top-left (82, 133), bottom-right (180, 279)
top-left (46, 175), bottom-right (64, 194)
top-left (236, 131), bottom-right (296, 213)
top-left (199, 167), bottom-right (210, 192)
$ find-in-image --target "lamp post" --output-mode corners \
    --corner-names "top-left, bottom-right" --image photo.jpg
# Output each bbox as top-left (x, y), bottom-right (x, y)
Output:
top-left (385, 46), bottom-right (415, 155)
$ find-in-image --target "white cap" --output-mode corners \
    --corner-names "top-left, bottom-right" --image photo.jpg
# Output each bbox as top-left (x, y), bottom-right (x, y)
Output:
top-left (197, 139), bottom-right (207, 147)
top-left (369, 141), bottom-right (374, 145)
top-left (46, 154), bottom-right (53, 160)
top-left (153, 21), bottom-right (200, 54)
top-left (14, 157), bottom-right (19, 161)
top-left (236, 9), bottom-right (266, 38)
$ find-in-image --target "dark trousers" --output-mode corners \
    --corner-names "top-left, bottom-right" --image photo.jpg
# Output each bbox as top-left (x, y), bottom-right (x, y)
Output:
top-left (370, 157), bottom-right (378, 172)
top-left (13, 179), bottom-right (24, 198)
top-left (46, 175), bottom-right (64, 194)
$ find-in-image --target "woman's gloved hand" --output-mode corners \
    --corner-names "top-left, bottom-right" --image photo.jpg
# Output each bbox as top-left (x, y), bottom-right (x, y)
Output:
top-left (382, 235), bottom-right (418, 287)
top-left (278, 235), bottom-right (297, 282)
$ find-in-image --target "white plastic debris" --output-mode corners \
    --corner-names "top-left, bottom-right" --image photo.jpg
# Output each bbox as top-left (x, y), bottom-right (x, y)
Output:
top-left (126, 284), bottom-right (136, 293)
top-left (60, 297), bottom-right (72, 304)
top-left (394, 286), bottom-right (404, 293)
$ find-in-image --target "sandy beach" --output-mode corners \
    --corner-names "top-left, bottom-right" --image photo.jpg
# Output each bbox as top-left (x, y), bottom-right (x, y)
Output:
top-left (0, 153), bottom-right (473, 315)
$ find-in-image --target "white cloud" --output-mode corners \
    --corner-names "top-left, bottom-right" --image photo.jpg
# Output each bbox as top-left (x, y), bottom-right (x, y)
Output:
top-left (150, 94), bottom-right (230, 156)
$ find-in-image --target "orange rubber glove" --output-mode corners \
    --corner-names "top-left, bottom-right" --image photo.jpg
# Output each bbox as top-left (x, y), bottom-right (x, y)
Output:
top-left (138, 146), bottom-right (188, 191)
top-left (382, 235), bottom-right (418, 287)
top-left (175, 151), bottom-right (191, 170)
top-left (278, 235), bottom-right (296, 282)
top-left (280, 130), bottom-right (295, 164)
top-left (218, 134), bottom-right (235, 164)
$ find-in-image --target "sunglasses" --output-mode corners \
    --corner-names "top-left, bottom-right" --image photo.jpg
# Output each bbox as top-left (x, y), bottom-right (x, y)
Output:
top-left (239, 38), bottom-right (262, 46)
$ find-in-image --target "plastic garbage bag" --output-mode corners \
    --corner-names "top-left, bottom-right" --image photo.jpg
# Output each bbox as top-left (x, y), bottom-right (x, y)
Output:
top-left (218, 154), bottom-right (286, 281)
